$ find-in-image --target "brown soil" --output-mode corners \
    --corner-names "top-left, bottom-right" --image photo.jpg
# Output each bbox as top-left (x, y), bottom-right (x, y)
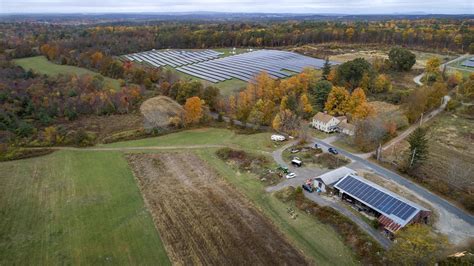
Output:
top-left (127, 152), bottom-right (308, 265)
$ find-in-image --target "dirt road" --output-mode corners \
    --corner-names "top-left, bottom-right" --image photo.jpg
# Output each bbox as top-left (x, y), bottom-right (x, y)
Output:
top-left (127, 152), bottom-right (309, 265)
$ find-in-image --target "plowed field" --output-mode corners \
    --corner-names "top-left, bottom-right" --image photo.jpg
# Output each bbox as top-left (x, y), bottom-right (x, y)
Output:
top-left (127, 152), bottom-right (308, 265)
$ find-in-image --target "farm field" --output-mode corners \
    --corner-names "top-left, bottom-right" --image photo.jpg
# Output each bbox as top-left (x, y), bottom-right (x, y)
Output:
top-left (381, 112), bottom-right (474, 212)
top-left (13, 56), bottom-right (121, 90)
top-left (1, 127), bottom-right (358, 265)
top-left (0, 151), bottom-right (169, 265)
top-left (197, 149), bottom-right (357, 265)
top-left (127, 152), bottom-right (309, 265)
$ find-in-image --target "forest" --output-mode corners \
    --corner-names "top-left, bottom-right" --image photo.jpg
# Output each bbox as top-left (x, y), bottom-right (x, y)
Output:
top-left (0, 17), bottom-right (473, 151)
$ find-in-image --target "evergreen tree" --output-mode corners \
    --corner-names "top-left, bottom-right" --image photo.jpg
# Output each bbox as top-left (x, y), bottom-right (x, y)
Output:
top-left (407, 127), bottom-right (429, 168)
top-left (322, 57), bottom-right (331, 80)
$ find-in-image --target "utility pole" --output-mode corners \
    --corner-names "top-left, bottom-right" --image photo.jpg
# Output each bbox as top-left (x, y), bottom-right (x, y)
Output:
top-left (410, 147), bottom-right (417, 168)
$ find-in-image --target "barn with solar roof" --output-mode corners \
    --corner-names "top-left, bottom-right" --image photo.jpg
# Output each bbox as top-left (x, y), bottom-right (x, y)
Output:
top-left (334, 174), bottom-right (431, 234)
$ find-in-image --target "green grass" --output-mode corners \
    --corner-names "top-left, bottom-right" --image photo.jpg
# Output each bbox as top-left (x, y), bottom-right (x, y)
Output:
top-left (14, 56), bottom-right (121, 90)
top-left (446, 57), bottom-right (474, 77)
top-left (214, 78), bottom-right (247, 95)
top-left (0, 151), bottom-right (170, 265)
top-left (196, 149), bottom-right (357, 266)
top-left (103, 127), bottom-right (280, 152)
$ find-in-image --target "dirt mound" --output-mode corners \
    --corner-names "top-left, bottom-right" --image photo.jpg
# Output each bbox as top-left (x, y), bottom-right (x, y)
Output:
top-left (127, 152), bottom-right (309, 265)
top-left (140, 96), bottom-right (183, 129)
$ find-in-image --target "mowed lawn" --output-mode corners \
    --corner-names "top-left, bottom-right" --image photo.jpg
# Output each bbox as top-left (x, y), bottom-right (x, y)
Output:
top-left (0, 151), bottom-right (170, 265)
top-left (14, 56), bottom-right (121, 90)
top-left (103, 127), bottom-right (281, 152)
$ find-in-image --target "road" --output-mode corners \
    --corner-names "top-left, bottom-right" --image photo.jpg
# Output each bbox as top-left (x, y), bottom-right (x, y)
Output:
top-left (270, 142), bottom-right (393, 249)
top-left (413, 54), bottom-right (471, 86)
top-left (380, 95), bottom-right (451, 153)
top-left (311, 138), bottom-right (474, 242)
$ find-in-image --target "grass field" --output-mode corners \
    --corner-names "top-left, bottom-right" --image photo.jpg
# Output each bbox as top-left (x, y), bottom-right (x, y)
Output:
top-left (103, 127), bottom-right (280, 152)
top-left (14, 56), bottom-right (121, 90)
top-left (0, 151), bottom-right (170, 265)
top-left (1, 128), bottom-right (359, 265)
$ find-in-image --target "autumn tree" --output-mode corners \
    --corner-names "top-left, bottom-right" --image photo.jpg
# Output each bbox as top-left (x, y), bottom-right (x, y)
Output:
top-left (272, 109), bottom-right (301, 136)
top-left (90, 51), bottom-right (104, 68)
top-left (349, 88), bottom-right (374, 119)
top-left (387, 224), bottom-right (448, 265)
top-left (299, 93), bottom-right (313, 119)
top-left (373, 74), bottom-right (392, 93)
top-left (388, 47), bottom-right (416, 71)
top-left (324, 86), bottom-right (350, 116)
top-left (353, 117), bottom-right (388, 152)
top-left (184, 96), bottom-right (203, 125)
top-left (425, 57), bottom-right (442, 83)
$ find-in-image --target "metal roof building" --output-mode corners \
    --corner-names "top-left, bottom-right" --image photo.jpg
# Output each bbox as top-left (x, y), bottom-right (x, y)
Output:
top-left (334, 174), bottom-right (431, 232)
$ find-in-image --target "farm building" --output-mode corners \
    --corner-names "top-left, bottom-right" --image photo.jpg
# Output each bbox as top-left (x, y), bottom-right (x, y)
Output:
top-left (334, 174), bottom-right (431, 233)
top-left (311, 112), bottom-right (355, 135)
top-left (313, 167), bottom-right (356, 193)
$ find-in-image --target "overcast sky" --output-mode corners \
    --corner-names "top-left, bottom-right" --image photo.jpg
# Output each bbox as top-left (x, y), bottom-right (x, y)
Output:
top-left (1, 0), bottom-right (473, 14)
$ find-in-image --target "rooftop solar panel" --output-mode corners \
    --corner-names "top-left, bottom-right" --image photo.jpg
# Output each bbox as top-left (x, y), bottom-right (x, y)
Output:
top-left (334, 174), bottom-right (425, 226)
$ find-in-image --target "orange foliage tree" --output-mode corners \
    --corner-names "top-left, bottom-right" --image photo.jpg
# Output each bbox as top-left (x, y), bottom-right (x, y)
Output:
top-left (184, 96), bottom-right (203, 125)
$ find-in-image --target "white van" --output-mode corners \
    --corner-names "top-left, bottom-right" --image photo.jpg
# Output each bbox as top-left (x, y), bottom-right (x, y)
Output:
top-left (271, 134), bottom-right (286, 141)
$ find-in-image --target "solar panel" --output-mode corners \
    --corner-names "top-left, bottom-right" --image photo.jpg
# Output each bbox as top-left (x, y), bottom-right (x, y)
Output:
top-left (335, 175), bottom-right (419, 224)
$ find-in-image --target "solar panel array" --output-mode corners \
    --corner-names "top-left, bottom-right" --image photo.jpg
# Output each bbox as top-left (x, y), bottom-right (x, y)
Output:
top-left (461, 57), bottom-right (474, 67)
top-left (334, 175), bottom-right (420, 225)
top-left (176, 50), bottom-right (338, 83)
top-left (124, 49), bottom-right (223, 68)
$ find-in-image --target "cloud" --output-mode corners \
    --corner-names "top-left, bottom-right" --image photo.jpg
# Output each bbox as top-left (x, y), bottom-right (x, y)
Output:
top-left (1, 0), bottom-right (473, 14)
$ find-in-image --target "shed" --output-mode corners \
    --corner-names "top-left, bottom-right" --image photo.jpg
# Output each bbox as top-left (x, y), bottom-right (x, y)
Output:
top-left (313, 167), bottom-right (356, 193)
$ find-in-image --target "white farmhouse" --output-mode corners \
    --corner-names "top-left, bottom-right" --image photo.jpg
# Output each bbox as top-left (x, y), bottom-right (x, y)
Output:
top-left (311, 112), bottom-right (340, 133)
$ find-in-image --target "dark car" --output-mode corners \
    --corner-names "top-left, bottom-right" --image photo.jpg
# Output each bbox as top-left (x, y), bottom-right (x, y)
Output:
top-left (302, 184), bottom-right (313, 193)
top-left (328, 147), bottom-right (338, 155)
top-left (313, 143), bottom-right (319, 149)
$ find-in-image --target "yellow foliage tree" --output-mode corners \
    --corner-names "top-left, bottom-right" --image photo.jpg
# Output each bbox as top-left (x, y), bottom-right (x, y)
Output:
top-left (349, 88), bottom-right (374, 119)
top-left (184, 96), bottom-right (203, 125)
top-left (373, 74), bottom-right (392, 93)
top-left (426, 57), bottom-right (441, 74)
top-left (90, 51), bottom-right (104, 67)
top-left (324, 86), bottom-right (350, 116)
top-left (300, 93), bottom-right (313, 118)
top-left (387, 224), bottom-right (449, 266)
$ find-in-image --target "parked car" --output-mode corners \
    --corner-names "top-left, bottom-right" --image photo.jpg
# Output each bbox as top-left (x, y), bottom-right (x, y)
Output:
top-left (313, 143), bottom-right (319, 149)
top-left (290, 148), bottom-right (300, 153)
top-left (302, 184), bottom-right (313, 193)
top-left (285, 172), bottom-right (297, 179)
top-left (271, 134), bottom-right (286, 142)
top-left (328, 147), bottom-right (338, 155)
top-left (291, 158), bottom-right (302, 167)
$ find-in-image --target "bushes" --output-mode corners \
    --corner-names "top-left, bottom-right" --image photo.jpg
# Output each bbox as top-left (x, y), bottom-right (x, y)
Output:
top-left (290, 189), bottom-right (385, 265)
top-left (216, 147), bottom-right (269, 173)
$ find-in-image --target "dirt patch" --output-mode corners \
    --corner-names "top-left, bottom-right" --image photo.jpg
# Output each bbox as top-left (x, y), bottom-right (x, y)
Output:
top-left (140, 96), bottom-right (183, 129)
top-left (127, 152), bottom-right (308, 265)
